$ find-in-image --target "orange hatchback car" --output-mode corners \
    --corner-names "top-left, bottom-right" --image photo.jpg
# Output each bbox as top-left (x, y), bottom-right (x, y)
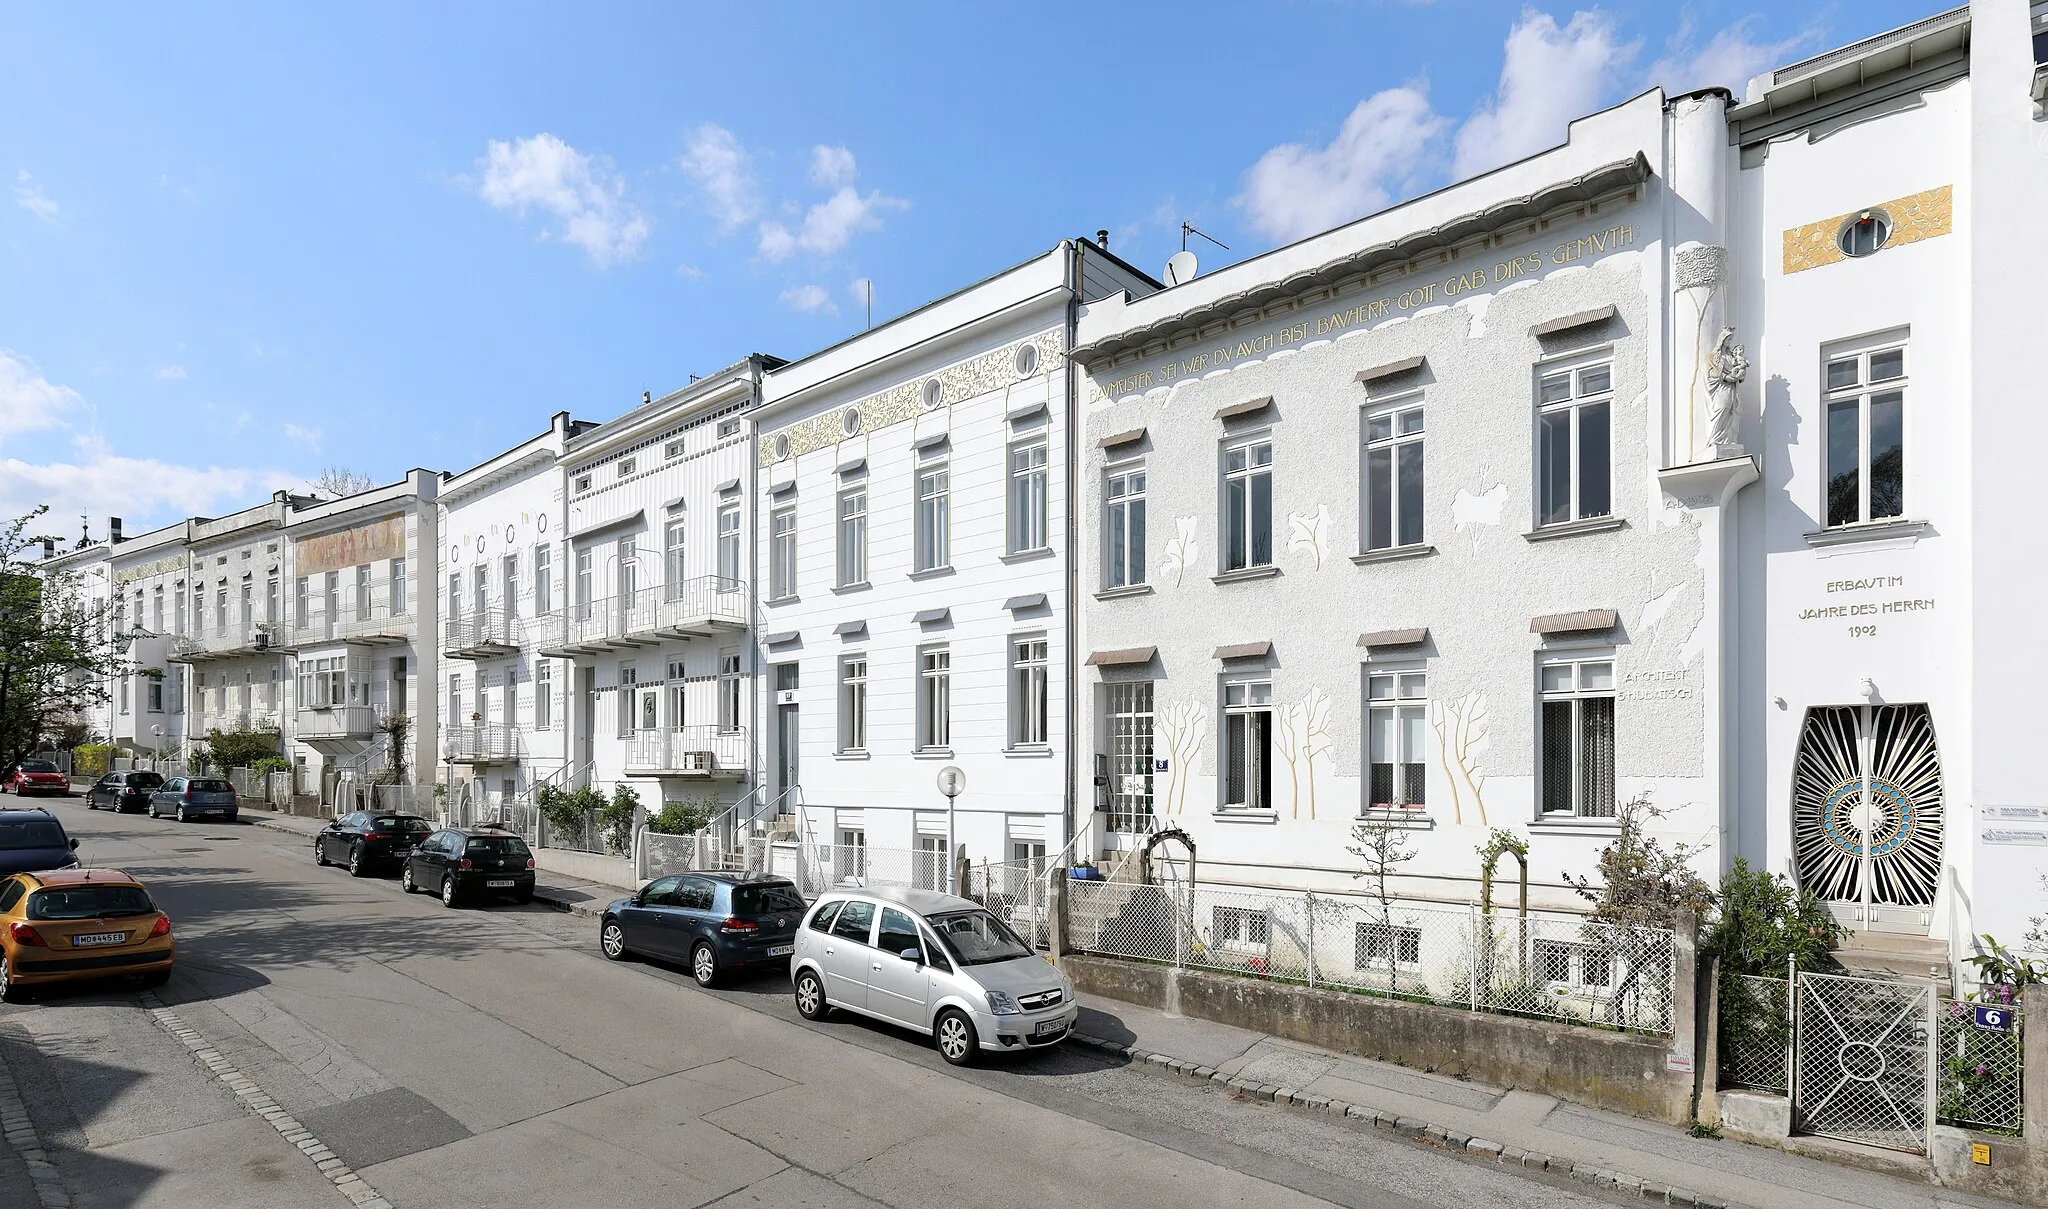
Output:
top-left (0, 869), bottom-right (173, 1001)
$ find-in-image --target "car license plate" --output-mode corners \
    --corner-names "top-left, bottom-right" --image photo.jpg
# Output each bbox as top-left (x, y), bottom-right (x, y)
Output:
top-left (486, 879), bottom-right (514, 888)
top-left (73, 933), bottom-right (125, 947)
top-left (1034, 1019), bottom-right (1066, 1038)
top-left (767, 944), bottom-right (794, 957)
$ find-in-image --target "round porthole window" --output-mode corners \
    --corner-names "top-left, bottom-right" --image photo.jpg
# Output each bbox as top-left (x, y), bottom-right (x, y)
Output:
top-left (537, 513), bottom-right (548, 533)
top-left (449, 545), bottom-right (460, 562)
top-left (505, 524), bottom-right (517, 545)
top-left (773, 432), bottom-right (791, 461)
top-left (922, 379), bottom-right (944, 410)
top-left (841, 406), bottom-right (861, 437)
top-left (1014, 344), bottom-right (1038, 377)
top-left (476, 536), bottom-right (487, 553)
top-left (1838, 209), bottom-right (1891, 258)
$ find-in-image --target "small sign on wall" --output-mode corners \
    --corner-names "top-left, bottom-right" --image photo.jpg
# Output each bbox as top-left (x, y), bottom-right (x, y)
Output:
top-left (1973, 1005), bottom-right (2015, 1032)
top-left (1154, 758), bottom-right (1170, 773)
top-left (1665, 1053), bottom-right (1694, 1074)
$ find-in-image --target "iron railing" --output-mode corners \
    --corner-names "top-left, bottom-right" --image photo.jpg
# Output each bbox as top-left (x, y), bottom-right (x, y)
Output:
top-left (168, 619), bottom-right (282, 661)
top-left (296, 705), bottom-right (379, 739)
top-left (443, 609), bottom-right (523, 657)
top-left (624, 725), bottom-right (747, 776)
top-left (444, 724), bottom-right (521, 764)
top-left (536, 576), bottom-right (745, 653)
top-left (287, 600), bottom-right (412, 648)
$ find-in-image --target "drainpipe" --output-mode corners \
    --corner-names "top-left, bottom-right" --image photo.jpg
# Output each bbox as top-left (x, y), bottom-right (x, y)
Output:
top-left (1063, 241), bottom-right (1082, 862)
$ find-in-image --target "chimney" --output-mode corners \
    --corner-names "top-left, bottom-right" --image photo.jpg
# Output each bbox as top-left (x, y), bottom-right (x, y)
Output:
top-left (109, 517), bottom-right (123, 544)
top-left (1096, 229), bottom-right (1109, 250)
top-left (41, 537), bottom-right (54, 561)
top-left (642, 390), bottom-right (652, 405)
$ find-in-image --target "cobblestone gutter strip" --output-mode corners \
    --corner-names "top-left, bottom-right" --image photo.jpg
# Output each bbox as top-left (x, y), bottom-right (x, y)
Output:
top-left (0, 1026), bottom-right (70, 1209)
top-left (1070, 1031), bottom-right (1735, 1209)
top-left (140, 994), bottom-right (395, 1209)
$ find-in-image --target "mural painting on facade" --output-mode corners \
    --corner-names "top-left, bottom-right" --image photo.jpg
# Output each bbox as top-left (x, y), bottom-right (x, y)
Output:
top-left (1429, 691), bottom-right (1490, 826)
top-left (1158, 698), bottom-right (1206, 815)
top-left (1161, 516), bottom-right (1199, 589)
top-left (1276, 686), bottom-right (1333, 819)
top-left (1287, 504), bottom-right (1331, 571)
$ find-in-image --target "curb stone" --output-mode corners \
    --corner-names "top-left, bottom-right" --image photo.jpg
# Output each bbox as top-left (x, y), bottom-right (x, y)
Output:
top-left (0, 1026), bottom-right (69, 1209)
top-left (1070, 1030), bottom-right (1742, 1208)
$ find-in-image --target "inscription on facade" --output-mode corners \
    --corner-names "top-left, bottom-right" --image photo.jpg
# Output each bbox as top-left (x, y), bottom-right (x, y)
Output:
top-left (113, 553), bottom-right (189, 587)
top-left (1794, 573), bottom-right (1933, 637)
top-left (1620, 668), bottom-right (1694, 701)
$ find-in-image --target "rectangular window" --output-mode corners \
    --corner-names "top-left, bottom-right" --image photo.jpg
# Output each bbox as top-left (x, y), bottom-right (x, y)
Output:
top-left (533, 546), bottom-right (551, 613)
top-left (1354, 922), bottom-right (1423, 969)
top-left (663, 519), bottom-right (686, 601)
top-left (617, 665), bottom-right (638, 738)
top-left (640, 687), bottom-right (659, 732)
top-left (574, 473), bottom-right (592, 493)
top-left (448, 572), bottom-right (463, 621)
top-left (1362, 394), bottom-right (1425, 550)
top-left (1535, 939), bottom-right (1614, 988)
top-left (1539, 656), bottom-right (1616, 818)
top-left (147, 679), bottom-right (163, 713)
top-left (266, 575), bottom-right (279, 625)
top-left (1107, 682), bottom-right (1156, 834)
top-left (355, 564), bottom-right (372, 618)
top-left (717, 505), bottom-right (741, 584)
top-left (1366, 670), bottom-right (1427, 812)
top-left (1823, 337), bottom-right (1907, 528)
top-left (175, 583), bottom-right (187, 635)
top-left (535, 661), bottom-right (553, 729)
top-left (915, 460), bottom-right (950, 572)
top-left (389, 557), bottom-right (406, 615)
top-left (717, 416), bottom-right (741, 439)
top-left (1536, 357), bottom-right (1613, 526)
top-left (1008, 439), bottom-right (1048, 553)
top-left (918, 646), bottom-right (951, 750)
top-left (574, 547), bottom-right (593, 619)
top-left (839, 657), bottom-right (867, 752)
top-left (1010, 636), bottom-right (1049, 747)
top-left (664, 437), bottom-right (685, 459)
top-left (769, 505), bottom-right (798, 600)
top-left (240, 579), bottom-right (254, 626)
top-left (616, 535), bottom-right (637, 601)
top-left (472, 562), bottom-right (488, 617)
top-left (216, 583), bottom-right (228, 633)
top-left (836, 488), bottom-right (866, 586)
top-left (1222, 438), bottom-right (1274, 571)
top-left (322, 573), bottom-right (338, 630)
top-left (119, 675), bottom-right (130, 715)
top-left (504, 673), bottom-right (519, 727)
top-left (1222, 679), bottom-right (1273, 811)
top-left (448, 674), bottom-right (463, 729)
top-left (1212, 905), bottom-right (1269, 950)
top-left (153, 586), bottom-right (165, 633)
top-left (1105, 463), bottom-right (1147, 589)
top-left (665, 659), bottom-right (686, 728)
top-left (502, 554), bottom-right (519, 618)
top-left (718, 653), bottom-right (740, 732)
top-left (617, 457), bottom-right (636, 479)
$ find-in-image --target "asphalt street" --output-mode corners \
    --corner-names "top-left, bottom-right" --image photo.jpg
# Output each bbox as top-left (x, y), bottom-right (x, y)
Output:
top-left (0, 803), bottom-right (1650, 1209)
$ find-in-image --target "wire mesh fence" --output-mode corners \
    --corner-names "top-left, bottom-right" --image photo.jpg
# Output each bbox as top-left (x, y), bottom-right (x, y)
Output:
top-left (791, 844), bottom-right (946, 897)
top-left (1066, 880), bottom-right (1678, 1035)
top-left (964, 859), bottom-right (1050, 949)
top-left (1937, 999), bottom-right (2024, 1133)
top-left (1719, 975), bottom-right (1792, 1093)
top-left (542, 807), bottom-right (609, 855)
top-left (643, 830), bottom-right (701, 879)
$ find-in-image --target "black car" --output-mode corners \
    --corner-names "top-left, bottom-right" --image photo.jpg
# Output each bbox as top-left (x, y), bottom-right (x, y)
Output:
top-left (314, 812), bottom-right (433, 877)
top-left (148, 777), bottom-right (239, 822)
top-left (401, 826), bottom-right (534, 907)
top-left (85, 771), bottom-right (166, 814)
top-left (599, 871), bottom-right (806, 987)
top-left (0, 809), bottom-right (81, 876)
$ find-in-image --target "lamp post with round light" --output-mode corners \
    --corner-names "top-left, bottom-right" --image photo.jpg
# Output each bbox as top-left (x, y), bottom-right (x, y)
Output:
top-left (936, 765), bottom-right (966, 895)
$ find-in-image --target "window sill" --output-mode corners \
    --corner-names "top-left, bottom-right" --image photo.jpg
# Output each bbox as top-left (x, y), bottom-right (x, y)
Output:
top-left (1350, 544), bottom-right (1437, 567)
top-left (1094, 584), bottom-right (1154, 601)
top-left (766, 594), bottom-right (800, 607)
top-left (1000, 547), bottom-right (1056, 565)
top-left (1005, 744), bottom-right (1054, 758)
top-left (1356, 809), bottom-right (1435, 830)
top-left (1524, 515), bottom-right (1627, 543)
top-left (1801, 518), bottom-right (1930, 549)
top-left (1211, 565), bottom-right (1281, 586)
top-left (912, 747), bottom-right (956, 759)
top-left (830, 581), bottom-right (872, 595)
top-left (1212, 808), bottom-right (1279, 825)
top-left (1526, 817), bottom-right (1623, 836)
top-left (834, 750), bottom-right (870, 761)
top-left (908, 566), bottom-right (956, 582)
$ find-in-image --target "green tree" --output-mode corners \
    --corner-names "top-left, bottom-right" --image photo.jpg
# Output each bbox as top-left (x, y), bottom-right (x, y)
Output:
top-left (204, 724), bottom-right (279, 771)
top-left (1, 507), bottom-right (141, 774)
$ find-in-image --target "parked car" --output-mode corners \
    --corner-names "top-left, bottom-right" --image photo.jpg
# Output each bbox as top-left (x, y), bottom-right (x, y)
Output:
top-left (4, 760), bottom-right (70, 797)
top-left (789, 886), bottom-right (1077, 1066)
top-left (147, 777), bottom-right (239, 822)
top-left (314, 812), bottom-right (433, 876)
top-left (0, 810), bottom-right (81, 877)
top-left (400, 826), bottom-right (534, 907)
top-left (0, 868), bottom-right (173, 1001)
top-left (598, 871), bottom-right (806, 986)
top-left (85, 771), bottom-right (165, 813)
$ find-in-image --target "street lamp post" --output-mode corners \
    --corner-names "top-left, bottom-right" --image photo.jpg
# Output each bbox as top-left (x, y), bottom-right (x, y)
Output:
top-left (936, 765), bottom-right (966, 895)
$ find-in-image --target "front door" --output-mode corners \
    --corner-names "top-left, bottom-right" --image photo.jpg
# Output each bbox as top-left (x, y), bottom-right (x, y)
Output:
top-left (865, 907), bottom-right (933, 1028)
top-left (1792, 705), bottom-right (1944, 934)
top-left (774, 663), bottom-right (799, 807)
top-left (579, 667), bottom-right (597, 770)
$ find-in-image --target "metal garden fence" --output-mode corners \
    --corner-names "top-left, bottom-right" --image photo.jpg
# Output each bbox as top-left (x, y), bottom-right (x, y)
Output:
top-left (1719, 974), bottom-right (1792, 1093)
top-left (1938, 998), bottom-right (2024, 1132)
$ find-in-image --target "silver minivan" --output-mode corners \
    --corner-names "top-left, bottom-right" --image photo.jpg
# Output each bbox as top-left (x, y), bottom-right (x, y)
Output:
top-left (790, 886), bottom-right (1078, 1065)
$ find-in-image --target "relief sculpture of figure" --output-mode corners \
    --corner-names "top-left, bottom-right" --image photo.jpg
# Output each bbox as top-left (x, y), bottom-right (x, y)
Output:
top-left (1706, 326), bottom-right (1749, 451)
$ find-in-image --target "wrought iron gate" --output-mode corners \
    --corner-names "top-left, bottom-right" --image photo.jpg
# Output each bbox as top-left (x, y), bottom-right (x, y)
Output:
top-left (1793, 971), bottom-right (1934, 1153)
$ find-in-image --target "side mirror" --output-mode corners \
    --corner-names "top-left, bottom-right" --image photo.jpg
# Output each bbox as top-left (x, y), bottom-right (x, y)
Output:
top-left (898, 947), bottom-right (922, 965)
top-left (68, 838), bottom-right (80, 850)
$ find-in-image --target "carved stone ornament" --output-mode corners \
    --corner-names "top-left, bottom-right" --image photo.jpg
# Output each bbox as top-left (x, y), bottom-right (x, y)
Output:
top-left (1674, 244), bottom-right (1728, 291)
top-left (1705, 327), bottom-right (1749, 451)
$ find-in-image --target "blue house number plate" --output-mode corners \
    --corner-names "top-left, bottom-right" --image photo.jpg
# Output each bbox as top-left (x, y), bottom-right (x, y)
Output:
top-left (1972, 1005), bottom-right (2013, 1031)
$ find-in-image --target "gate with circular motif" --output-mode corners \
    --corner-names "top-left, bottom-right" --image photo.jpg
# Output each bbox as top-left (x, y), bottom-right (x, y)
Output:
top-left (1792, 971), bottom-right (1934, 1153)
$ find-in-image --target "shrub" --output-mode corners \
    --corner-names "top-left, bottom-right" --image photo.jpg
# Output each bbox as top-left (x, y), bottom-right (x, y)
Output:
top-left (205, 725), bottom-right (279, 771)
top-left (600, 783), bottom-right (640, 854)
top-left (73, 744), bottom-right (114, 777)
top-left (647, 796), bottom-right (714, 836)
top-left (1703, 858), bottom-right (1838, 978)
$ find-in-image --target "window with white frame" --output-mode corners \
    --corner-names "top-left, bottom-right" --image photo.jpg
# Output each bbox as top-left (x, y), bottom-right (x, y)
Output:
top-left (533, 546), bottom-right (551, 613)
top-left (1536, 355), bottom-right (1613, 526)
top-left (617, 457), bottom-right (636, 479)
top-left (913, 834), bottom-right (946, 892)
top-left (147, 678), bottom-right (163, 713)
top-left (663, 518), bottom-right (685, 601)
top-left (448, 572), bottom-right (462, 622)
top-left (353, 565), bottom-right (370, 618)
top-left (448, 674), bottom-right (463, 729)
top-left (502, 554), bottom-right (519, 618)
top-left (1354, 922), bottom-right (1422, 969)
top-left (615, 535), bottom-right (637, 600)
top-left (1539, 655), bottom-right (1616, 818)
top-left (837, 487), bottom-right (866, 586)
top-left (717, 504), bottom-right (741, 583)
top-left (917, 646), bottom-right (951, 750)
top-left (175, 583), bottom-right (187, 635)
top-left (1362, 392), bottom-right (1425, 550)
top-left (1211, 905), bottom-right (1269, 951)
top-left (1107, 682), bottom-right (1155, 834)
top-left (119, 675), bottom-right (130, 715)
top-left (718, 652), bottom-right (740, 732)
top-left (666, 658), bottom-right (686, 728)
top-left (504, 672), bottom-right (519, 727)
top-left (574, 547), bottom-right (593, 619)
top-left (1222, 679), bottom-right (1273, 811)
top-left (574, 473), bottom-right (592, 494)
top-left (617, 664), bottom-right (638, 738)
top-left (471, 562), bottom-right (487, 617)
top-left (769, 504), bottom-right (797, 600)
top-left (216, 583), bottom-right (228, 633)
top-left (1008, 439), bottom-right (1048, 553)
top-left (152, 586), bottom-right (164, 633)
top-left (915, 457), bottom-right (950, 572)
top-left (1823, 334), bottom-right (1907, 528)
top-left (1105, 462), bottom-right (1146, 589)
top-left (1366, 669), bottom-right (1426, 812)
top-left (664, 437), bottom-right (685, 459)
top-left (535, 661), bottom-right (553, 729)
top-left (391, 557), bottom-right (408, 615)
top-left (1010, 636), bottom-right (1048, 747)
top-left (717, 416), bottom-right (742, 440)
top-left (1536, 939), bottom-right (1613, 988)
top-left (267, 575), bottom-right (279, 625)
top-left (1222, 438), bottom-right (1273, 571)
top-left (839, 657), bottom-right (867, 752)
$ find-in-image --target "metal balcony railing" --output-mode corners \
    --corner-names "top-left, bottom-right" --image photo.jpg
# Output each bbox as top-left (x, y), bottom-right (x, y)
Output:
top-left (623, 725), bottom-right (748, 778)
top-left (168, 620), bottom-right (283, 662)
top-left (444, 723), bottom-right (521, 764)
top-left (296, 705), bottom-right (379, 739)
top-left (443, 609), bottom-right (523, 659)
top-left (287, 601), bottom-right (413, 649)
top-left (537, 576), bottom-right (746, 655)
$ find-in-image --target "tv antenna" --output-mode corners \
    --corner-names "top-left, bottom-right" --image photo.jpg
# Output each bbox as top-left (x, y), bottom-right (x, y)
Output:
top-left (1181, 222), bottom-right (1229, 253)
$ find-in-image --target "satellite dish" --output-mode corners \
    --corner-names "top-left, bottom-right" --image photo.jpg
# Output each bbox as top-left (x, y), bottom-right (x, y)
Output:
top-left (1164, 250), bottom-right (1198, 286)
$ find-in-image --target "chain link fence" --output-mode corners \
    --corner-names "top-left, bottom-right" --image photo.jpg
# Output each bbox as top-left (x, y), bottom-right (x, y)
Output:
top-left (1938, 999), bottom-right (2024, 1133)
top-left (964, 859), bottom-right (1050, 950)
top-left (1719, 975), bottom-right (1791, 1093)
top-left (1067, 880), bottom-right (1678, 1035)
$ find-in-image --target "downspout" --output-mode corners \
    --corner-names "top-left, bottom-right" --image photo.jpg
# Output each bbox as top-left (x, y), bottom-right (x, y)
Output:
top-left (1063, 241), bottom-right (1083, 860)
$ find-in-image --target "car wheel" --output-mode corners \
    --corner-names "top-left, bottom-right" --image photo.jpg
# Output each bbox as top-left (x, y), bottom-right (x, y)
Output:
top-left (691, 942), bottom-right (719, 988)
top-left (347, 844), bottom-right (366, 878)
top-left (0, 955), bottom-right (23, 1004)
top-left (441, 872), bottom-right (460, 908)
top-left (400, 864), bottom-right (417, 894)
top-left (600, 920), bottom-right (628, 961)
top-left (934, 1009), bottom-right (977, 1066)
top-left (176, 805), bottom-right (188, 823)
top-left (794, 969), bottom-right (828, 1020)
top-left (313, 839), bottom-right (329, 867)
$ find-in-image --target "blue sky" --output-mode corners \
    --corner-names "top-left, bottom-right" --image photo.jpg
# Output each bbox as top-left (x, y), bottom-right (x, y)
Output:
top-left (2, 1), bottom-right (1937, 535)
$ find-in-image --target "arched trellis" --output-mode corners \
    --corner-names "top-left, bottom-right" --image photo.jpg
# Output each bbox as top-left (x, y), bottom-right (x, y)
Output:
top-left (1139, 826), bottom-right (1196, 888)
top-left (1478, 829), bottom-right (1530, 986)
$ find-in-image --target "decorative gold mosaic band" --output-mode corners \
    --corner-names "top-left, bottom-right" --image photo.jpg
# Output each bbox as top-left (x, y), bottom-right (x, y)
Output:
top-left (1781, 184), bottom-right (1951, 276)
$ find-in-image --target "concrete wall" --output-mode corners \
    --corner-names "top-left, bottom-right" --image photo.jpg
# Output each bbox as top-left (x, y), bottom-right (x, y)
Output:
top-left (533, 846), bottom-right (637, 891)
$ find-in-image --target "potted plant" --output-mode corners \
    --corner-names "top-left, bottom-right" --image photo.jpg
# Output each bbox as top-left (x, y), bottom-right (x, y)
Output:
top-left (1068, 860), bottom-right (1101, 882)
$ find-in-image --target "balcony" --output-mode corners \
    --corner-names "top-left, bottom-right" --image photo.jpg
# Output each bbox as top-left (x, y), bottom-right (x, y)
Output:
top-left (444, 723), bottom-right (521, 765)
top-left (285, 602), bottom-right (412, 651)
top-left (168, 620), bottom-right (283, 662)
top-left (444, 610), bottom-right (523, 660)
top-left (623, 725), bottom-right (748, 780)
top-left (537, 576), bottom-right (746, 657)
top-left (296, 705), bottom-right (380, 741)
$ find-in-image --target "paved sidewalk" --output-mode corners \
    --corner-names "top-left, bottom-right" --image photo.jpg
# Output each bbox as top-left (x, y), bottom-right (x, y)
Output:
top-left (1069, 991), bottom-right (2007, 1209)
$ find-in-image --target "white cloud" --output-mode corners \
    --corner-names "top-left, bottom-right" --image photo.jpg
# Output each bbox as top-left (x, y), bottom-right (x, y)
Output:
top-left (778, 285), bottom-right (837, 315)
top-left (0, 351), bottom-right (84, 446)
top-left (674, 264), bottom-right (705, 279)
top-left (1452, 10), bottom-right (1639, 179)
top-left (475, 133), bottom-right (649, 267)
top-left (1651, 17), bottom-right (1821, 96)
top-left (282, 423), bottom-right (323, 451)
top-left (809, 145), bottom-right (858, 189)
top-left (1235, 85), bottom-right (1448, 243)
top-left (757, 186), bottom-right (908, 262)
top-left (12, 171), bottom-right (59, 223)
top-left (679, 123), bottom-right (760, 231)
top-left (155, 364), bottom-right (187, 381)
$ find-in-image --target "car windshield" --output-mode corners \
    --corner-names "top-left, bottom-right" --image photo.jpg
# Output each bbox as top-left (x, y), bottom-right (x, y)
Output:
top-left (465, 836), bottom-right (530, 857)
top-left (732, 883), bottom-right (806, 915)
top-left (0, 820), bottom-right (65, 850)
top-left (126, 773), bottom-right (164, 788)
top-left (372, 816), bottom-right (432, 834)
top-left (926, 909), bottom-right (1034, 966)
top-left (188, 779), bottom-right (233, 793)
top-left (28, 885), bottom-right (155, 920)
top-left (19, 761), bottom-right (58, 773)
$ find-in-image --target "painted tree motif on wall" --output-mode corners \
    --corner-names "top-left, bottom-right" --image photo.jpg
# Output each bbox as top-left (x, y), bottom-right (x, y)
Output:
top-left (1161, 516), bottom-right (1199, 589)
top-left (1158, 698), bottom-right (1207, 816)
top-left (1286, 504), bottom-right (1330, 571)
top-left (1276, 686), bottom-right (1334, 818)
top-left (1429, 691), bottom-right (1490, 826)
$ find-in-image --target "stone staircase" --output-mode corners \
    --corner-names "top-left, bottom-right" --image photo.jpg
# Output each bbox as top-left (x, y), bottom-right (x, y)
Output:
top-left (1829, 930), bottom-right (1952, 994)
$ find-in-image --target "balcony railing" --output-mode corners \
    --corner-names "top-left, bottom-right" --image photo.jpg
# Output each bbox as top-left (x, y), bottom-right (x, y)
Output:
top-left (444, 723), bottom-right (521, 764)
top-left (286, 601), bottom-right (412, 650)
top-left (538, 576), bottom-right (746, 655)
top-left (443, 609), bottom-right (523, 659)
top-left (296, 705), bottom-right (379, 740)
top-left (624, 725), bottom-right (748, 779)
top-left (168, 620), bottom-right (283, 662)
